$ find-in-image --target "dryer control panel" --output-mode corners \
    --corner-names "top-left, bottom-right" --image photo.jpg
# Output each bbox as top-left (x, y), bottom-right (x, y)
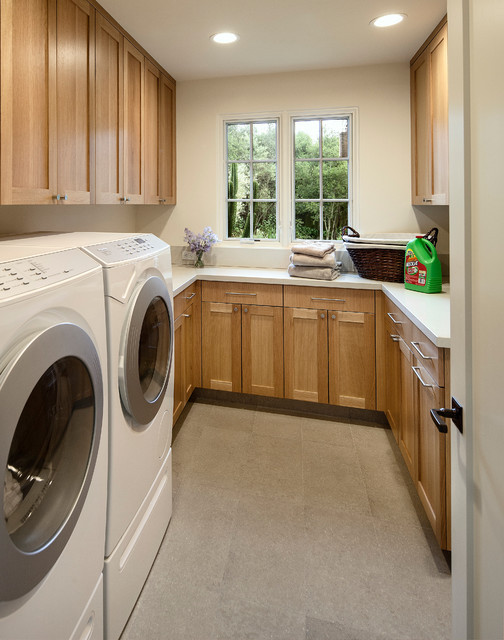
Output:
top-left (84, 235), bottom-right (169, 265)
top-left (0, 249), bottom-right (99, 301)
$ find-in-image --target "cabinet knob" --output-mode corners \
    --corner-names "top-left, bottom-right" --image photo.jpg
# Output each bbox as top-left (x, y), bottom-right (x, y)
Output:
top-left (159, 198), bottom-right (166, 203)
top-left (244, 307), bottom-right (248, 313)
top-left (54, 194), bottom-right (68, 201)
top-left (233, 306), bottom-right (238, 312)
top-left (120, 197), bottom-right (131, 203)
top-left (320, 313), bottom-right (325, 319)
top-left (331, 314), bottom-right (336, 320)
top-left (422, 197), bottom-right (433, 203)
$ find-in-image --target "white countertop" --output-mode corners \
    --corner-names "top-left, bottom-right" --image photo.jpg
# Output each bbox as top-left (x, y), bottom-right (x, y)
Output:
top-left (172, 265), bottom-right (450, 348)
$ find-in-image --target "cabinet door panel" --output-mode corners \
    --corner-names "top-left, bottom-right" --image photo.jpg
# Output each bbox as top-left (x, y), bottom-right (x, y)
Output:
top-left (173, 313), bottom-right (185, 424)
top-left (329, 311), bottom-right (375, 409)
top-left (182, 299), bottom-right (201, 401)
top-left (430, 28), bottom-right (449, 203)
top-left (159, 73), bottom-right (176, 204)
top-left (95, 13), bottom-right (123, 204)
top-left (398, 338), bottom-right (416, 480)
top-left (56, 0), bottom-right (94, 203)
top-left (144, 61), bottom-right (160, 204)
top-left (284, 307), bottom-right (328, 403)
top-left (123, 39), bottom-right (144, 203)
top-left (415, 368), bottom-right (447, 547)
top-left (1, 0), bottom-right (57, 204)
top-left (201, 302), bottom-right (241, 392)
top-left (242, 305), bottom-right (283, 398)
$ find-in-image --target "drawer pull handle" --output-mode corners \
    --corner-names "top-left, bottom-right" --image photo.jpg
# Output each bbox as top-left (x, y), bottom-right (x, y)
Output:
top-left (182, 313), bottom-right (191, 318)
top-left (311, 297), bottom-right (345, 302)
top-left (411, 341), bottom-right (432, 359)
top-left (412, 366), bottom-right (435, 388)
top-left (390, 334), bottom-right (400, 342)
top-left (387, 312), bottom-right (402, 324)
top-left (225, 292), bottom-right (257, 296)
top-left (185, 292), bottom-right (196, 300)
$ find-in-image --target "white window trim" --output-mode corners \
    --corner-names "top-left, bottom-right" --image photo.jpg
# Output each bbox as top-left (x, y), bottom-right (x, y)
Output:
top-left (217, 107), bottom-right (359, 248)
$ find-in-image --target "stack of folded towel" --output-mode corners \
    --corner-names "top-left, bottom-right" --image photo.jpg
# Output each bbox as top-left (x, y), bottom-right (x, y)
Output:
top-left (287, 242), bottom-right (342, 280)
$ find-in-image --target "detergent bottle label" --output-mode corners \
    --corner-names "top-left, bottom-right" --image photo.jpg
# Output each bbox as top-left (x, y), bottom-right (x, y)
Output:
top-left (405, 249), bottom-right (427, 286)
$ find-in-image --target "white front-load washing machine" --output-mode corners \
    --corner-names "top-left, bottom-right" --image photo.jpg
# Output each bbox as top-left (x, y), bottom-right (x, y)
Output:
top-left (1, 232), bottom-right (175, 640)
top-left (0, 246), bottom-right (108, 640)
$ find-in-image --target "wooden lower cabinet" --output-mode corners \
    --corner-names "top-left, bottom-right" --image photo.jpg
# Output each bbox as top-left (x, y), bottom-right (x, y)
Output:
top-left (379, 293), bottom-right (450, 549)
top-left (173, 283), bottom-right (201, 424)
top-left (284, 301), bottom-right (375, 409)
top-left (201, 300), bottom-right (283, 397)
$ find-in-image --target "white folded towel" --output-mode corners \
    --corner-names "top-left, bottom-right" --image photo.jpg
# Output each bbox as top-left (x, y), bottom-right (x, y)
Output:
top-left (290, 252), bottom-right (342, 267)
top-left (287, 263), bottom-right (341, 281)
top-left (291, 242), bottom-right (335, 258)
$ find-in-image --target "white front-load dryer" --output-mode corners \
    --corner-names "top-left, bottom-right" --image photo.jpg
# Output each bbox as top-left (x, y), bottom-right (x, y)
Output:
top-left (0, 247), bottom-right (108, 640)
top-left (1, 232), bottom-right (175, 640)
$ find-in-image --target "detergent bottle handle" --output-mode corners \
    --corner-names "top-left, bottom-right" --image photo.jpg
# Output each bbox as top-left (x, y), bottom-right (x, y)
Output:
top-left (423, 227), bottom-right (438, 246)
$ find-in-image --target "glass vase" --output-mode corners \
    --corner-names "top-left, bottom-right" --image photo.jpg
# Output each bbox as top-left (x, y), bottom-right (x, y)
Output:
top-left (194, 250), bottom-right (204, 268)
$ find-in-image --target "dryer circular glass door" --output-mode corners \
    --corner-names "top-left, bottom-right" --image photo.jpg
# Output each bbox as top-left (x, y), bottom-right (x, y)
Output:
top-left (0, 323), bottom-right (103, 602)
top-left (119, 275), bottom-right (173, 426)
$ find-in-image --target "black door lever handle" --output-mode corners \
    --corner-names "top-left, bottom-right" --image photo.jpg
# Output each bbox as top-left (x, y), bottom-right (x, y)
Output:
top-left (430, 397), bottom-right (463, 434)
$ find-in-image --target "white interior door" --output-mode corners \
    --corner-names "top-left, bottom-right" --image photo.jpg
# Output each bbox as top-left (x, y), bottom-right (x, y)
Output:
top-left (448, 1), bottom-right (504, 638)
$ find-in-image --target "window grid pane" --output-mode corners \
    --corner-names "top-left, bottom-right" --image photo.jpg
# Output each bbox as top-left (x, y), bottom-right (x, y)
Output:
top-left (226, 120), bottom-right (278, 240)
top-left (293, 116), bottom-right (350, 241)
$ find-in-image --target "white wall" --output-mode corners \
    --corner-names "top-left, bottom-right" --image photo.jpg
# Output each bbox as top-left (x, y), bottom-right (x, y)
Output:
top-left (137, 63), bottom-right (449, 262)
top-left (0, 204), bottom-right (136, 236)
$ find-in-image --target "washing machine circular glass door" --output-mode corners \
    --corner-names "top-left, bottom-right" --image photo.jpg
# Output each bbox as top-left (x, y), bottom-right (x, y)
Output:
top-left (0, 323), bottom-right (103, 602)
top-left (119, 274), bottom-right (173, 426)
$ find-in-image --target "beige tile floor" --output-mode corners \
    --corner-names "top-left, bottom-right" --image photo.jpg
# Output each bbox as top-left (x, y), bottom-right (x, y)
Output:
top-left (120, 400), bottom-right (451, 640)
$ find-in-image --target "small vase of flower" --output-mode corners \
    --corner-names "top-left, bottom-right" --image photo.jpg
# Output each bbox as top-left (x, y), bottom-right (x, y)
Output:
top-left (184, 227), bottom-right (218, 268)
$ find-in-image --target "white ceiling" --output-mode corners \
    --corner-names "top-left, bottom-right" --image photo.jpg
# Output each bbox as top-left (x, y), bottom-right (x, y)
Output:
top-left (98, 0), bottom-right (447, 82)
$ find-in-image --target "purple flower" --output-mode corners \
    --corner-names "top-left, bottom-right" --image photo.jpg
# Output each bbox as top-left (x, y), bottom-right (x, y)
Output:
top-left (184, 227), bottom-right (218, 253)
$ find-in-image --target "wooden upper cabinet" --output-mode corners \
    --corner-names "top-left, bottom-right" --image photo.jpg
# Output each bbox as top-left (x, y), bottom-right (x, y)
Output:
top-left (159, 73), bottom-right (176, 204)
top-left (411, 17), bottom-right (448, 205)
top-left (123, 39), bottom-right (145, 204)
top-left (1, 0), bottom-right (94, 205)
top-left (1, 0), bottom-right (57, 204)
top-left (57, 0), bottom-right (95, 204)
top-left (95, 13), bottom-right (123, 204)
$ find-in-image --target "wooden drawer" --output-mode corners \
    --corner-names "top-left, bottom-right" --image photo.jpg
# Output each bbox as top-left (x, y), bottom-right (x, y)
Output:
top-left (202, 281), bottom-right (283, 306)
top-left (174, 281), bottom-right (200, 318)
top-left (284, 285), bottom-right (375, 313)
top-left (383, 296), bottom-right (414, 343)
top-left (410, 323), bottom-right (445, 387)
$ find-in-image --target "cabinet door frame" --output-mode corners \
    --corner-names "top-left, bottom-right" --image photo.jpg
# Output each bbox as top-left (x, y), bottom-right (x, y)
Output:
top-left (284, 306), bottom-right (328, 404)
top-left (123, 38), bottom-right (145, 204)
top-left (159, 73), bottom-right (176, 204)
top-left (201, 301), bottom-right (241, 392)
top-left (95, 12), bottom-right (124, 204)
top-left (242, 304), bottom-right (283, 398)
top-left (328, 310), bottom-right (376, 409)
top-left (0, 0), bottom-right (58, 204)
top-left (144, 60), bottom-right (161, 204)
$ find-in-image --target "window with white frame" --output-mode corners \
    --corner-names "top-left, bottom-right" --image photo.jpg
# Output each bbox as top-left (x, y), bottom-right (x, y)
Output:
top-left (293, 116), bottom-right (350, 240)
top-left (225, 120), bottom-right (278, 240)
top-left (223, 112), bottom-right (353, 243)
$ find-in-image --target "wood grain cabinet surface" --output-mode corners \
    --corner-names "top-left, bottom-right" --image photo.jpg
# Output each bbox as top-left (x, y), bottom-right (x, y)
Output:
top-left (410, 17), bottom-right (448, 205)
top-left (377, 292), bottom-right (450, 549)
top-left (284, 286), bottom-right (376, 409)
top-left (173, 282), bottom-right (201, 424)
top-left (1, 0), bottom-right (95, 204)
top-left (0, 0), bottom-right (176, 206)
top-left (201, 282), bottom-right (284, 398)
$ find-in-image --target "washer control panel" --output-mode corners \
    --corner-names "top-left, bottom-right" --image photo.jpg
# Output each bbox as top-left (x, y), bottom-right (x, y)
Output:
top-left (0, 249), bottom-right (98, 301)
top-left (85, 234), bottom-right (168, 265)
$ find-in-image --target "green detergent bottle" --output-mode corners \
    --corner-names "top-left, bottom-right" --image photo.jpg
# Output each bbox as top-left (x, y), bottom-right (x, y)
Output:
top-left (404, 232), bottom-right (442, 293)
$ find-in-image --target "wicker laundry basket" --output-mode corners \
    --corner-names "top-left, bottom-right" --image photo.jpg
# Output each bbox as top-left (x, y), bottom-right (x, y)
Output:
top-left (341, 226), bottom-right (438, 283)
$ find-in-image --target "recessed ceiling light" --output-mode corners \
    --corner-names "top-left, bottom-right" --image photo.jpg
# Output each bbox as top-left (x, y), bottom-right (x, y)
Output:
top-left (210, 32), bottom-right (240, 44)
top-left (370, 13), bottom-right (407, 28)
